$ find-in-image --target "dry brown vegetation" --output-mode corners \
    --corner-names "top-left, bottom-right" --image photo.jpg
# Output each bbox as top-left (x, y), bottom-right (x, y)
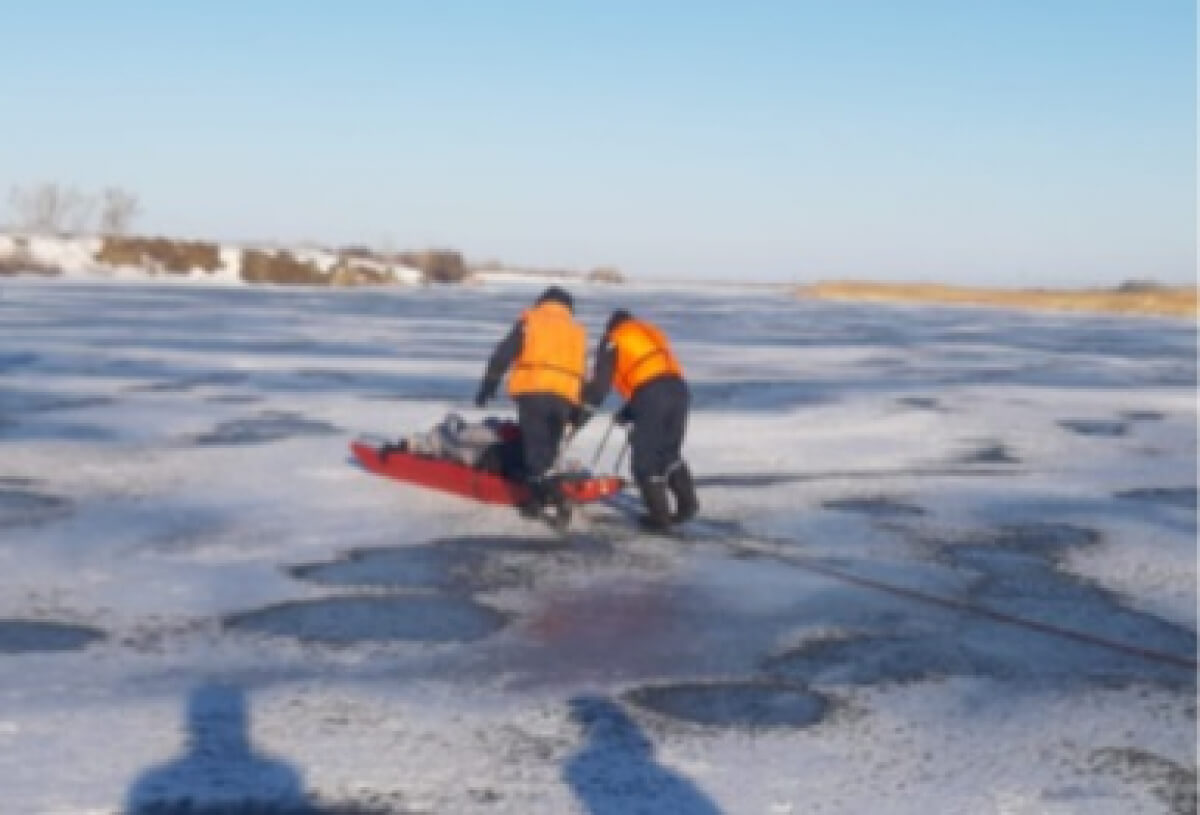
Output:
top-left (240, 250), bottom-right (327, 285)
top-left (96, 236), bottom-right (221, 273)
top-left (394, 249), bottom-right (469, 283)
top-left (0, 252), bottom-right (60, 277)
top-left (240, 250), bottom-right (400, 286)
top-left (328, 260), bottom-right (394, 287)
top-left (587, 266), bottom-right (625, 284)
top-left (798, 281), bottom-right (1198, 320)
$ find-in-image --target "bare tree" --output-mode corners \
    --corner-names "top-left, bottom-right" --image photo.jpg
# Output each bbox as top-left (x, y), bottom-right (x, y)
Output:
top-left (8, 183), bottom-right (96, 234)
top-left (9, 183), bottom-right (65, 232)
top-left (66, 190), bottom-right (96, 235)
top-left (99, 187), bottom-right (141, 236)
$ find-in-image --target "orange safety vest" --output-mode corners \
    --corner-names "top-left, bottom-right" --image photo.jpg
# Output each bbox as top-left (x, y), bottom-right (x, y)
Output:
top-left (507, 301), bottom-right (587, 404)
top-left (610, 318), bottom-right (684, 400)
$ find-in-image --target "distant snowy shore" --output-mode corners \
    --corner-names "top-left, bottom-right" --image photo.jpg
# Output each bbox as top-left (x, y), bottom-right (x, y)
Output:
top-left (0, 232), bottom-right (431, 287)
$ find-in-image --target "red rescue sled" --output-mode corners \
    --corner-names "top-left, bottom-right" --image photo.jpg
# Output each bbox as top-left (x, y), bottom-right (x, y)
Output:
top-left (350, 440), bottom-right (625, 507)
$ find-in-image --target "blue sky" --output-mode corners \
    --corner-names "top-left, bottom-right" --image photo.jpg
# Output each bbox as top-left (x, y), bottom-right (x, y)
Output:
top-left (2, 1), bottom-right (1195, 284)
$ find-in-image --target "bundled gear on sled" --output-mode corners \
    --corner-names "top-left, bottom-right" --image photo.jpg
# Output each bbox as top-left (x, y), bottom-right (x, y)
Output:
top-left (583, 309), bottom-right (699, 532)
top-left (351, 411), bottom-right (623, 529)
top-left (377, 413), bottom-right (525, 480)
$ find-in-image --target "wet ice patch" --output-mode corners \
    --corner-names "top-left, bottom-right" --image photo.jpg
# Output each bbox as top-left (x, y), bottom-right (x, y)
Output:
top-left (0, 484), bottom-right (71, 527)
top-left (0, 387), bottom-right (113, 416)
top-left (956, 443), bottom-right (1020, 464)
top-left (933, 523), bottom-right (1196, 684)
top-left (694, 472), bottom-right (812, 489)
top-left (296, 368), bottom-right (358, 384)
top-left (897, 396), bottom-right (942, 410)
top-left (128, 371), bottom-right (249, 393)
top-left (1114, 487), bottom-right (1197, 510)
top-left (1058, 418), bottom-right (1129, 437)
top-left (1121, 410), bottom-right (1166, 422)
top-left (224, 595), bottom-right (509, 644)
top-left (624, 681), bottom-right (830, 729)
top-left (0, 620), bottom-right (105, 653)
top-left (954, 522), bottom-right (1100, 558)
top-left (289, 537), bottom-right (569, 592)
top-left (0, 351), bottom-right (37, 372)
top-left (822, 496), bottom-right (926, 517)
top-left (765, 634), bottom-right (984, 685)
top-left (290, 545), bottom-right (477, 591)
top-left (193, 411), bottom-right (341, 445)
top-left (204, 393), bottom-right (264, 405)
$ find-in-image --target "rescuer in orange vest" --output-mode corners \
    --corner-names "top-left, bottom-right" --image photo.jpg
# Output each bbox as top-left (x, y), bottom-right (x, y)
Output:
top-left (583, 309), bottom-right (697, 531)
top-left (475, 286), bottom-right (587, 520)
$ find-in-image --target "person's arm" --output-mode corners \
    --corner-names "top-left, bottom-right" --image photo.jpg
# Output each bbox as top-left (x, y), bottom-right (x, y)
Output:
top-left (476, 321), bottom-right (523, 406)
top-left (582, 337), bottom-right (617, 407)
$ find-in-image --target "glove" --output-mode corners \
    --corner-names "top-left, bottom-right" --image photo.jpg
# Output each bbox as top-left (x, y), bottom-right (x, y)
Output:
top-left (475, 379), bottom-right (496, 408)
top-left (615, 403), bottom-right (633, 426)
top-left (569, 405), bottom-right (593, 430)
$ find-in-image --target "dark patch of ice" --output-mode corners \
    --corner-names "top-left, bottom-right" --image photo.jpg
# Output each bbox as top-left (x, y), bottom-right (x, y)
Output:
top-left (204, 393), bottom-right (264, 405)
top-left (763, 633), bottom-right (1008, 686)
top-left (928, 522), bottom-right (1196, 684)
top-left (1058, 419), bottom-right (1129, 437)
top-left (0, 620), bottom-right (105, 653)
top-left (1121, 410), bottom-right (1166, 422)
top-left (897, 396), bottom-right (941, 410)
top-left (822, 496), bottom-right (926, 517)
top-left (128, 371), bottom-right (249, 393)
top-left (289, 537), bottom-right (570, 592)
top-left (193, 411), bottom-right (341, 445)
top-left (1114, 487), bottom-right (1197, 510)
top-left (0, 486), bottom-right (71, 528)
top-left (0, 420), bottom-right (116, 442)
top-left (126, 800), bottom-right (395, 814)
top-left (224, 595), bottom-right (509, 644)
top-left (966, 522), bottom-right (1100, 556)
top-left (0, 388), bottom-right (113, 416)
top-left (296, 369), bottom-right (358, 383)
top-left (0, 352), bottom-right (38, 372)
top-left (624, 681), bottom-right (830, 729)
top-left (957, 443), bottom-right (1020, 464)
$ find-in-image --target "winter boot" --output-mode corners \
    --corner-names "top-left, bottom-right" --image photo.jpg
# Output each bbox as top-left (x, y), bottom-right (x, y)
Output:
top-left (542, 475), bottom-right (572, 530)
top-left (667, 461), bottom-right (699, 523)
top-left (637, 477), bottom-right (672, 533)
top-left (519, 476), bottom-right (550, 519)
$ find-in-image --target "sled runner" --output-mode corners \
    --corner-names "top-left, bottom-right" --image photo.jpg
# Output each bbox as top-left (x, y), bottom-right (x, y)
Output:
top-left (350, 440), bottom-right (625, 509)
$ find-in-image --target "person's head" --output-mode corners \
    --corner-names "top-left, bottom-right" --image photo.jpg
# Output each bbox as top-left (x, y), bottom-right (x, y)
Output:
top-left (605, 309), bottom-right (633, 335)
top-left (536, 286), bottom-right (574, 312)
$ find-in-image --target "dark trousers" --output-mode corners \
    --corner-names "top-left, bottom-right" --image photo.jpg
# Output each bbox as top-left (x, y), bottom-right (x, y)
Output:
top-left (515, 393), bottom-right (573, 480)
top-left (627, 376), bottom-right (690, 483)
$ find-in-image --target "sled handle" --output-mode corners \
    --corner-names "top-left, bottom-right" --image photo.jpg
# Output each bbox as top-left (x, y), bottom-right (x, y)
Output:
top-left (613, 430), bottom-right (631, 477)
top-left (589, 415), bottom-right (617, 471)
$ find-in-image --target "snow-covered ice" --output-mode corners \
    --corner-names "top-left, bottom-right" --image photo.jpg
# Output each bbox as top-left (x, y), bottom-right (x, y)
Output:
top-left (0, 278), bottom-right (1194, 814)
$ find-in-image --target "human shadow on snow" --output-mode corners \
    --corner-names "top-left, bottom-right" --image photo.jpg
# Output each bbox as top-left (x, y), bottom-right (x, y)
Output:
top-left (564, 695), bottom-right (723, 815)
top-left (123, 683), bottom-right (390, 815)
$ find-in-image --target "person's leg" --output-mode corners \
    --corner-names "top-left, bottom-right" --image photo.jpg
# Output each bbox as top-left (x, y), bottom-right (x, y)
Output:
top-left (517, 395), bottom-right (571, 516)
top-left (658, 380), bottom-right (698, 522)
top-left (629, 384), bottom-right (673, 530)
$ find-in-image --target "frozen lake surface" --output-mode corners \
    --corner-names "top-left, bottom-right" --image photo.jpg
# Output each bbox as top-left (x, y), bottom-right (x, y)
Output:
top-left (0, 279), bottom-right (1195, 814)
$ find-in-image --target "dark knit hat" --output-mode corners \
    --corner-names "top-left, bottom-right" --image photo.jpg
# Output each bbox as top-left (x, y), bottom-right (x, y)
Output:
top-left (605, 309), bottom-right (632, 334)
top-left (536, 286), bottom-right (574, 311)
